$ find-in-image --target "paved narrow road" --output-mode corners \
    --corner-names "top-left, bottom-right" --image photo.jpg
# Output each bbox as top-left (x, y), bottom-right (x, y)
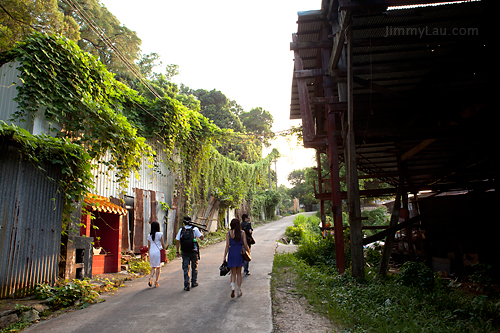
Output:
top-left (25, 214), bottom-right (306, 333)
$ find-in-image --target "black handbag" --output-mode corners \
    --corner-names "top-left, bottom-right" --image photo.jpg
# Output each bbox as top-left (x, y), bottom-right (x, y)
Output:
top-left (220, 261), bottom-right (230, 276)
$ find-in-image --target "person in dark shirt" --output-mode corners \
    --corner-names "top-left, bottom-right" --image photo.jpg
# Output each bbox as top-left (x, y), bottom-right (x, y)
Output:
top-left (240, 214), bottom-right (254, 276)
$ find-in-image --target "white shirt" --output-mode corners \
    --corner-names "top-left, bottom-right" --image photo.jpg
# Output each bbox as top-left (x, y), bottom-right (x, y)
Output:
top-left (175, 225), bottom-right (203, 240)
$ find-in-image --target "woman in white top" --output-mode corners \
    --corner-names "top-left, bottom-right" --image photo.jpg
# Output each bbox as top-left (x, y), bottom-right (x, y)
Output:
top-left (147, 221), bottom-right (166, 287)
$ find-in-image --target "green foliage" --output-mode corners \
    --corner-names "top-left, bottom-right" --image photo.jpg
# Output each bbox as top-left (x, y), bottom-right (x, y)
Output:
top-left (287, 168), bottom-right (316, 207)
top-left (295, 235), bottom-right (338, 271)
top-left (6, 33), bottom-right (151, 192)
top-left (127, 259), bottom-right (151, 275)
top-left (284, 214), bottom-right (321, 245)
top-left (398, 261), bottom-right (436, 292)
top-left (239, 107), bottom-right (274, 147)
top-left (3, 33), bottom-right (280, 223)
top-left (59, 0), bottom-right (142, 81)
top-left (364, 242), bottom-right (383, 268)
top-left (469, 264), bottom-right (497, 296)
top-left (34, 279), bottom-right (100, 309)
top-left (273, 253), bottom-right (500, 333)
top-left (361, 207), bottom-right (390, 237)
top-left (0, 0), bottom-right (80, 53)
top-left (0, 122), bottom-right (93, 227)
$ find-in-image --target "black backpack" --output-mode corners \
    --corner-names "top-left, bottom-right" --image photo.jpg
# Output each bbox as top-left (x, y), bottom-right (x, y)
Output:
top-left (180, 227), bottom-right (195, 252)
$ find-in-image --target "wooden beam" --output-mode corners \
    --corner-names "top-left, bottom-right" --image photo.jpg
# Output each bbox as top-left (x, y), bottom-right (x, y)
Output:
top-left (352, 76), bottom-right (404, 98)
top-left (290, 41), bottom-right (333, 50)
top-left (292, 33), bottom-right (315, 142)
top-left (329, 10), bottom-right (352, 73)
top-left (295, 68), bottom-right (329, 79)
top-left (401, 139), bottom-right (436, 161)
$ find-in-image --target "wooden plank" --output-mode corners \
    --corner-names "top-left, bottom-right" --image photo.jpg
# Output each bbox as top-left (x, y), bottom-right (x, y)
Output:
top-left (133, 188), bottom-right (143, 253)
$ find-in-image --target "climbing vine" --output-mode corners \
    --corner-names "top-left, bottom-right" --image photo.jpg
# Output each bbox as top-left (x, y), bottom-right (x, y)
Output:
top-left (1, 33), bottom-right (279, 220)
top-left (0, 122), bottom-right (93, 225)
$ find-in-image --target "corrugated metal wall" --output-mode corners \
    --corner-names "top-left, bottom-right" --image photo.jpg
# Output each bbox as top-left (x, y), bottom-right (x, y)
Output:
top-left (0, 146), bottom-right (63, 298)
top-left (1, 62), bottom-right (60, 135)
top-left (91, 139), bottom-right (176, 208)
top-left (0, 62), bottom-right (22, 127)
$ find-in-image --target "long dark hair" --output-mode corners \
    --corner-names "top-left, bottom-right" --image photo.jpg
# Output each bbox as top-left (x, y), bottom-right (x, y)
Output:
top-left (150, 221), bottom-right (160, 242)
top-left (230, 218), bottom-right (241, 242)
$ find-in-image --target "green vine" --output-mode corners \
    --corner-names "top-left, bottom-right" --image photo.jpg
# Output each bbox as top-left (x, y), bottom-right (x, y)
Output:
top-left (0, 122), bottom-right (93, 226)
top-left (1, 33), bottom-right (281, 221)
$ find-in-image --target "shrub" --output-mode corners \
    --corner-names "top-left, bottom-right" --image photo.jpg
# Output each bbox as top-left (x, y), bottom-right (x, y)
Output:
top-left (398, 261), bottom-right (436, 292)
top-left (34, 279), bottom-right (100, 309)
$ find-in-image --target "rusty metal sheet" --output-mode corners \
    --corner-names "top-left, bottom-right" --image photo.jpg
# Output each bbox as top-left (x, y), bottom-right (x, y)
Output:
top-left (0, 146), bottom-right (63, 298)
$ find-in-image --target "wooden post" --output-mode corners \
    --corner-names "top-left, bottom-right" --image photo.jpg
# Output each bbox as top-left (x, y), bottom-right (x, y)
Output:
top-left (345, 22), bottom-right (364, 279)
top-left (379, 154), bottom-right (404, 276)
top-left (378, 186), bottom-right (402, 277)
top-left (316, 150), bottom-right (325, 232)
top-left (322, 25), bottom-right (346, 274)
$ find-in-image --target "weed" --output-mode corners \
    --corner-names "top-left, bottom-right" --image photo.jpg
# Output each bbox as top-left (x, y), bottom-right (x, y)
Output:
top-left (273, 253), bottom-right (500, 332)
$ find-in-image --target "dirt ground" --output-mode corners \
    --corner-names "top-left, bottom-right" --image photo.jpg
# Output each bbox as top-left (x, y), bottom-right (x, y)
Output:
top-left (272, 280), bottom-right (339, 333)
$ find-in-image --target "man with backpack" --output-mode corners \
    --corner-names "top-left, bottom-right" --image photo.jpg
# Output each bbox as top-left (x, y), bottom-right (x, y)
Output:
top-left (241, 214), bottom-right (254, 276)
top-left (176, 216), bottom-right (204, 291)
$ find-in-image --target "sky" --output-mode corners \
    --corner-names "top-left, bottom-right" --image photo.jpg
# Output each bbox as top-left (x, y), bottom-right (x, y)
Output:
top-left (100, 0), bottom-right (320, 187)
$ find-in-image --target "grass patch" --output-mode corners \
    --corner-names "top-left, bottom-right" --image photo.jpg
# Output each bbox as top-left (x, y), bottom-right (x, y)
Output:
top-left (273, 253), bottom-right (500, 332)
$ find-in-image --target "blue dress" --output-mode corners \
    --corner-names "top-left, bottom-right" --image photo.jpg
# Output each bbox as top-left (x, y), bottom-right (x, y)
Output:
top-left (227, 231), bottom-right (244, 268)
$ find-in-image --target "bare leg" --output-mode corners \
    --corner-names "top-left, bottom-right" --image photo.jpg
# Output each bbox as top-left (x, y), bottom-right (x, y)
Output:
top-left (149, 267), bottom-right (155, 287)
top-left (230, 267), bottom-right (237, 297)
top-left (235, 266), bottom-right (243, 296)
top-left (154, 267), bottom-right (161, 287)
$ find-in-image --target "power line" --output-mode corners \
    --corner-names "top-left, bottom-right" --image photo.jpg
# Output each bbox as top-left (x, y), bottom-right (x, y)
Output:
top-left (62, 0), bottom-right (164, 101)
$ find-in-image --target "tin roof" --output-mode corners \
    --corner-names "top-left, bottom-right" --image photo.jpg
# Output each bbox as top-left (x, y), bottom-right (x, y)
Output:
top-left (84, 193), bottom-right (127, 215)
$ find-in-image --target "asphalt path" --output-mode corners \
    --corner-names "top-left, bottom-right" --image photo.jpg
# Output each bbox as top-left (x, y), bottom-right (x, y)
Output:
top-left (25, 213), bottom-right (310, 333)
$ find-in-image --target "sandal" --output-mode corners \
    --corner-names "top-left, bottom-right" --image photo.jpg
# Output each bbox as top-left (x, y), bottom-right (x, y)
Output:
top-left (148, 279), bottom-right (153, 287)
top-left (231, 290), bottom-right (235, 298)
top-left (238, 289), bottom-right (243, 297)
top-left (155, 282), bottom-right (160, 288)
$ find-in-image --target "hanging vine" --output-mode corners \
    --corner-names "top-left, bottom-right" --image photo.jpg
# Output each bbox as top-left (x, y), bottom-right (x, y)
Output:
top-left (1, 32), bottom-right (279, 219)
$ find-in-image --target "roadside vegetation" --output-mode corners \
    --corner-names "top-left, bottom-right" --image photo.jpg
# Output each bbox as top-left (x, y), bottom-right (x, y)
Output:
top-left (274, 214), bottom-right (500, 332)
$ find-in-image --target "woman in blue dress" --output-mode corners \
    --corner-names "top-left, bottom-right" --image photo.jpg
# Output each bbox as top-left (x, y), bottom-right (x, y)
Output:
top-left (223, 218), bottom-right (250, 298)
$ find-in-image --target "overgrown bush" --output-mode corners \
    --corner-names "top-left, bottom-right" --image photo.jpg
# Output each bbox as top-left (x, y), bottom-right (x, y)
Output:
top-left (34, 279), bottom-right (100, 309)
top-left (128, 259), bottom-right (152, 275)
top-left (295, 235), bottom-right (337, 272)
top-left (284, 214), bottom-right (321, 244)
top-left (398, 261), bottom-right (436, 292)
top-left (364, 242), bottom-right (383, 268)
top-left (273, 253), bottom-right (500, 333)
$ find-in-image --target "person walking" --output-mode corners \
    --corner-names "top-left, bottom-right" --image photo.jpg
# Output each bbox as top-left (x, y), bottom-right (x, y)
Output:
top-left (147, 221), bottom-right (165, 288)
top-left (176, 216), bottom-right (204, 291)
top-left (241, 213), bottom-right (254, 276)
top-left (222, 218), bottom-right (250, 298)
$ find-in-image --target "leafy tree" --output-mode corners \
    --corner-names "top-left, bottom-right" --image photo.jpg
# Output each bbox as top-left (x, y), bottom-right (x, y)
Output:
top-left (239, 107), bottom-right (274, 147)
top-left (192, 88), bottom-right (244, 132)
top-left (58, 0), bottom-right (142, 82)
top-left (137, 52), bottom-right (162, 79)
top-left (288, 168), bottom-right (316, 208)
top-left (0, 0), bottom-right (80, 51)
